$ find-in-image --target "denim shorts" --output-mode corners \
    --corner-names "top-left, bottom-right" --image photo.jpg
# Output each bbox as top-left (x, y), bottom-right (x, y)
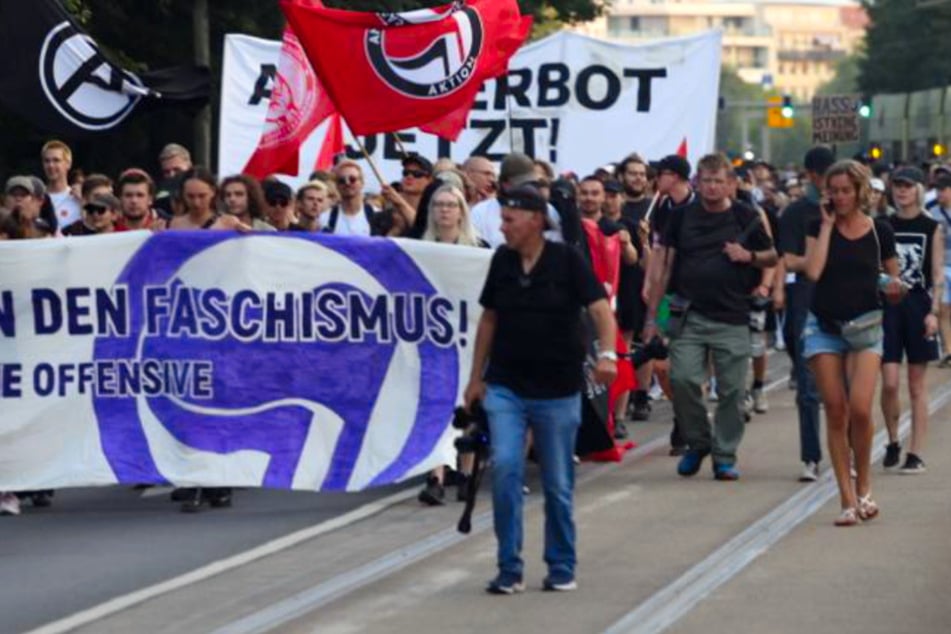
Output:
top-left (802, 312), bottom-right (883, 359)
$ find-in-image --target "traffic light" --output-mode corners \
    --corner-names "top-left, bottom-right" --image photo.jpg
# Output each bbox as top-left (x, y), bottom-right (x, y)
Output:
top-left (781, 94), bottom-right (794, 119)
top-left (858, 100), bottom-right (872, 118)
top-left (869, 144), bottom-right (883, 161)
top-left (934, 142), bottom-right (946, 157)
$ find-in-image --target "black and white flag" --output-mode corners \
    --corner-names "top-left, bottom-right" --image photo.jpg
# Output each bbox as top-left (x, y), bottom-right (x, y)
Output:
top-left (0, 0), bottom-right (209, 136)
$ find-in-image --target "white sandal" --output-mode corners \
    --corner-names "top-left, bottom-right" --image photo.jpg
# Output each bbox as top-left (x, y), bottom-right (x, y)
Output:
top-left (835, 507), bottom-right (859, 527)
top-left (857, 495), bottom-right (879, 521)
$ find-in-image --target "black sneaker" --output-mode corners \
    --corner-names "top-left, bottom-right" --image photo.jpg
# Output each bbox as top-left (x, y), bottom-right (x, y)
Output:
top-left (631, 400), bottom-right (651, 422)
top-left (180, 487), bottom-right (205, 513)
top-left (883, 442), bottom-right (901, 470)
top-left (614, 421), bottom-right (629, 440)
top-left (30, 490), bottom-right (54, 508)
top-left (486, 572), bottom-right (524, 595)
top-left (418, 476), bottom-right (445, 506)
top-left (899, 453), bottom-right (926, 474)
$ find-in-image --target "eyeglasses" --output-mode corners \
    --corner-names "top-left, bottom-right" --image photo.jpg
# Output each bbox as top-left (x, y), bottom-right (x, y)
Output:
top-left (336, 175), bottom-right (360, 185)
top-left (84, 205), bottom-right (111, 215)
top-left (403, 169), bottom-right (429, 179)
top-left (268, 197), bottom-right (291, 207)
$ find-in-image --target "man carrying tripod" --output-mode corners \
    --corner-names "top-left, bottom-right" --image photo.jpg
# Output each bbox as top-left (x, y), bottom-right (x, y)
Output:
top-left (464, 185), bottom-right (617, 595)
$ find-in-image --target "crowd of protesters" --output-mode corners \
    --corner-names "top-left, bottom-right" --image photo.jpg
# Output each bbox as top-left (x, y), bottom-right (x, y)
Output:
top-left (1, 138), bottom-right (948, 545)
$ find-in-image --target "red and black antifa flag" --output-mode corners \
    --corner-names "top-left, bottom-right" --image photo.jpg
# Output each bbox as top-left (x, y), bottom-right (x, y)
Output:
top-left (0, 0), bottom-right (209, 136)
top-left (281, 0), bottom-right (530, 140)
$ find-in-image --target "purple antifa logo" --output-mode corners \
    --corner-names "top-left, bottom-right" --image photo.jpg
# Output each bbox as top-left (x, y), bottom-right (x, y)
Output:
top-left (92, 232), bottom-right (459, 490)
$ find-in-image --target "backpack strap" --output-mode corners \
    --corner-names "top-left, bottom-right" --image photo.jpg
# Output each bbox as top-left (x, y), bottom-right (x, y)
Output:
top-left (324, 205), bottom-right (341, 233)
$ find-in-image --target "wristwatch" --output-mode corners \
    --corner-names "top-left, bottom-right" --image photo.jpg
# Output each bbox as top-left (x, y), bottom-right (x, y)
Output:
top-left (598, 350), bottom-right (618, 362)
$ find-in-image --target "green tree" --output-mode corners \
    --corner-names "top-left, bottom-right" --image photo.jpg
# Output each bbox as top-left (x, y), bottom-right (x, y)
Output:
top-left (859, 0), bottom-right (951, 94)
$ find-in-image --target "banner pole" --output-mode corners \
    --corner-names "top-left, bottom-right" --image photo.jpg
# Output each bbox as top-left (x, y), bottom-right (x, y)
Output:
top-left (642, 191), bottom-right (662, 224)
top-left (340, 118), bottom-right (388, 188)
top-left (391, 133), bottom-right (409, 159)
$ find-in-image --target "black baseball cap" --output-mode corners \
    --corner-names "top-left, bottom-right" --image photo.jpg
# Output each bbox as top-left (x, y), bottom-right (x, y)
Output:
top-left (804, 146), bottom-right (836, 176)
top-left (649, 155), bottom-right (691, 180)
top-left (263, 180), bottom-right (293, 204)
top-left (603, 179), bottom-right (623, 194)
top-left (401, 153), bottom-right (433, 175)
top-left (499, 184), bottom-right (547, 213)
top-left (84, 192), bottom-right (120, 212)
top-left (891, 165), bottom-right (925, 186)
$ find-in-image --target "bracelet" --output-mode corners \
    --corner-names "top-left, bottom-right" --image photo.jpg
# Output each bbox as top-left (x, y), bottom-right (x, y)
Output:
top-left (598, 350), bottom-right (618, 362)
top-left (750, 250), bottom-right (757, 266)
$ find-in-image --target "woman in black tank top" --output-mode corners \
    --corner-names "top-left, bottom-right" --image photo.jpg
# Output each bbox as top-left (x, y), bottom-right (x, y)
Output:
top-left (803, 160), bottom-right (902, 527)
top-left (880, 171), bottom-right (944, 474)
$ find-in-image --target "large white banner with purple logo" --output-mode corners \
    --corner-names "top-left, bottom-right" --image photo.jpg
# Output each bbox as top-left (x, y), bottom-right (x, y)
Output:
top-left (0, 232), bottom-right (490, 492)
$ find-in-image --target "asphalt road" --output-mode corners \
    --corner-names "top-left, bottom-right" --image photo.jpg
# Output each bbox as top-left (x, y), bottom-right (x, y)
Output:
top-left (6, 352), bottom-right (800, 634)
top-left (0, 484), bottom-right (412, 634)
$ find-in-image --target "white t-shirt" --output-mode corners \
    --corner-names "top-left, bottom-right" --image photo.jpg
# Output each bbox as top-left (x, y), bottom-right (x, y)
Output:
top-left (48, 189), bottom-right (82, 228)
top-left (469, 198), bottom-right (563, 248)
top-left (318, 205), bottom-right (373, 237)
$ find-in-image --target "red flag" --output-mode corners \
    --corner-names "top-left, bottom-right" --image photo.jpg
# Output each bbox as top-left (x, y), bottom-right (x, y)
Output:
top-left (281, 0), bottom-right (531, 140)
top-left (243, 28), bottom-right (336, 178)
top-left (677, 137), bottom-right (688, 158)
top-left (314, 113), bottom-right (344, 171)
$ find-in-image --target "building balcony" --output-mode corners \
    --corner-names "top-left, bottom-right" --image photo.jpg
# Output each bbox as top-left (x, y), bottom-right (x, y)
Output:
top-left (777, 49), bottom-right (847, 62)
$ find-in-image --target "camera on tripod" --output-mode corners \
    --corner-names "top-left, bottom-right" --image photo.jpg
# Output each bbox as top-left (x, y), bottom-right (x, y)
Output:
top-left (452, 402), bottom-right (490, 456)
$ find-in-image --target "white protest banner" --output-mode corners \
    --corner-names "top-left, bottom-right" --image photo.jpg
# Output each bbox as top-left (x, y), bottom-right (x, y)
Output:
top-left (0, 232), bottom-right (489, 492)
top-left (219, 30), bottom-right (721, 186)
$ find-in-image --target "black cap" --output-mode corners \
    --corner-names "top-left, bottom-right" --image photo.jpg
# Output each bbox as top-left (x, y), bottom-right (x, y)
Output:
top-left (649, 155), bottom-right (691, 180)
top-left (84, 192), bottom-right (120, 212)
top-left (603, 179), bottom-right (623, 194)
top-left (263, 180), bottom-right (293, 204)
top-left (401, 153), bottom-right (433, 175)
top-left (804, 146), bottom-right (836, 176)
top-left (499, 184), bottom-right (547, 214)
top-left (891, 165), bottom-right (925, 185)
top-left (935, 176), bottom-right (951, 190)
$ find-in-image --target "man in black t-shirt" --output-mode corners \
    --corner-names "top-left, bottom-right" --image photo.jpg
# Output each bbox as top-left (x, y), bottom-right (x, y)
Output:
top-left (776, 146), bottom-right (834, 481)
top-left (464, 185), bottom-right (617, 595)
top-left (645, 154), bottom-right (776, 481)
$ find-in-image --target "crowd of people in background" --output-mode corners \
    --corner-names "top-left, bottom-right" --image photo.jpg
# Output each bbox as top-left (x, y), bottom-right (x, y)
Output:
top-left (2, 137), bottom-right (949, 527)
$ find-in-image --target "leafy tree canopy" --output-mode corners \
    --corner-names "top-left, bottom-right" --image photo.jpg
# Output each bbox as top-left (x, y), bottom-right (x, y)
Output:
top-left (859, 0), bottom-right (951, 94)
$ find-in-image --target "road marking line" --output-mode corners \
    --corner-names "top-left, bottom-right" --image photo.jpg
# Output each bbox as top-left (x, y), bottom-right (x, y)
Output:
top-left (603, 380), bottom-right (951, 634)
top-left (33, 368), bottom-right (792, 634)
top-left (25, 487), bottom-right (420, 634)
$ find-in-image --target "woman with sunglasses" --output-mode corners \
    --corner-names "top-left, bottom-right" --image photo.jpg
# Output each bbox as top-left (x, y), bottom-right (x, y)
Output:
top-left (417, 184), bottom-right (489, 505)
top-left (803, 160), bottom-right (902, 526)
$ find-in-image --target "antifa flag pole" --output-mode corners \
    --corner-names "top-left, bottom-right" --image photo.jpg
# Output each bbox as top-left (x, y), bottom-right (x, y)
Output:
top-left (0, 0), bottom-right (209, 137)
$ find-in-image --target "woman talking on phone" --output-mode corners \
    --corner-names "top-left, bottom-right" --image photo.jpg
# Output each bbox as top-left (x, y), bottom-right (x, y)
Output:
top-left (803, 160), bottom-right (903, 526)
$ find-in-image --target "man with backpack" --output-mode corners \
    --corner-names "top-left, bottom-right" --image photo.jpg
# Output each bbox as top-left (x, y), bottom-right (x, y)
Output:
top-left (644, 154), bottom-right (777, 481)
top-left (320, 160), bottom-right (378, 236)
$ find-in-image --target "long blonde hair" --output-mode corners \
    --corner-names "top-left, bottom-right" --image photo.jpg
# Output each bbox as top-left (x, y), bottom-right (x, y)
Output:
top-left (423, 184), bottom-right (482, 246)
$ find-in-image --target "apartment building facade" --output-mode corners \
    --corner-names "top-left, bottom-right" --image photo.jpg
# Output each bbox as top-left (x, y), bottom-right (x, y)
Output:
top-left (574, 0), bottom-right (868, 101)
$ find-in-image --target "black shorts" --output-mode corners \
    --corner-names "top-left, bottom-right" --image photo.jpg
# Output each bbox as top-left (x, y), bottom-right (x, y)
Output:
top-left (883, 291), bottom-right (939, 364)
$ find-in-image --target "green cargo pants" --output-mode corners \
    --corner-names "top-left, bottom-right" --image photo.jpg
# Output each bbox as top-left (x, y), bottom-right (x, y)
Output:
top-left (669, 310), bottom-right (751, 465)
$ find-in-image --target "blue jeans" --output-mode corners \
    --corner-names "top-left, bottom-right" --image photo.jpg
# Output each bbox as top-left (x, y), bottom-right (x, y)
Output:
top-left (484, 384), bottom-right (581, 578)
top-left (786, 281), bottom-right (821, 464)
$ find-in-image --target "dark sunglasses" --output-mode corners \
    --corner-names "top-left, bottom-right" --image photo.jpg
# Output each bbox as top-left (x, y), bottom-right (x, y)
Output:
top-left (83, 204), bottom-right (111, 215)
top-left (402, 169), bottom-right (429, 179)
top-left (268, 197), bottom-right (291, 207)
top-left (337, 175), bottom-right (359, 185)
